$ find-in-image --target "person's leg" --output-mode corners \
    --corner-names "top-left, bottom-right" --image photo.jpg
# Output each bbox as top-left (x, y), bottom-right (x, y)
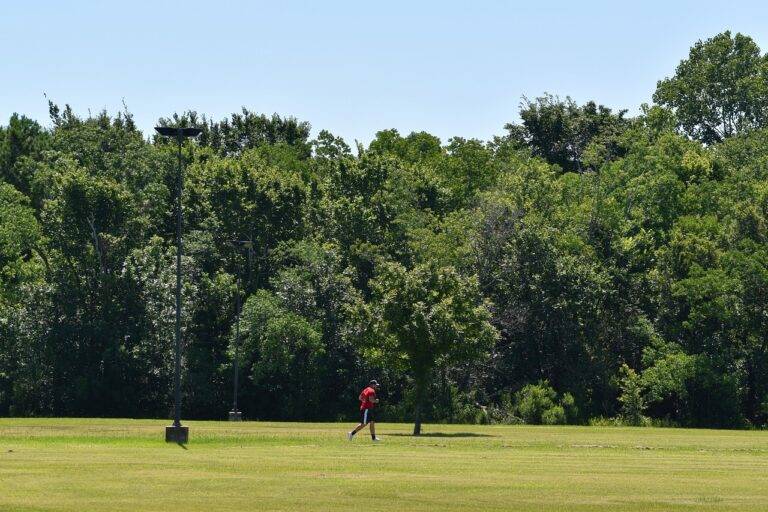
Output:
top-left (349, 410), bottom-right (370, 439)
top-left (369, 410), bottom-right (379, 441)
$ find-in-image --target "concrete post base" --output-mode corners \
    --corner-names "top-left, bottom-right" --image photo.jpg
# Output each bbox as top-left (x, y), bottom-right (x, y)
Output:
top-left (165, 425), bottom-right (189, 443)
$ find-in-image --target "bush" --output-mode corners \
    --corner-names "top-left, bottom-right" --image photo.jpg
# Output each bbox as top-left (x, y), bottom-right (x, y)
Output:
top-left (618, 364), bottom-right (646, 426)
top-left (484, 391), bottom-right (521, 424)
top-left (685, 359), bottom-right (744, 428)
top-left (514, 381), bottom-right (577, 425)
top-left (641, 344), bottom-right (745, 428)
top-left (430, 384), bottom-right (489, 424)
top-left (588, 416), bottom-right (624, 427)
top-left (516, 382), bottom-right (557, 424)
top-left (475, 407), bottom-right (491, 425)
top-left (486, 405), bottom-right (523, 425)
top-left (588, 416), bottom-right (676, 428)
top-left (542, 405), bottom-right (566, 425)
top-left (560, 393), bottom-right (579, 423)
top-left (452, 389), bottom-right (486, 424)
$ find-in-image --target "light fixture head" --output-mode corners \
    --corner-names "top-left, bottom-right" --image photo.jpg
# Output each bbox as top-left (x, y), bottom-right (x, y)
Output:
top-left (155, 126), bottom-right (203, 138)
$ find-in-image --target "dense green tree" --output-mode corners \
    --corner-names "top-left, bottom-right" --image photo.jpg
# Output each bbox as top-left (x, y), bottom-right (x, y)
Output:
top-left (368, 129), bottom-right (442, 164)
top-left (0, 114), bottom-right (49, 196)
top-left (369, 262), bottom-right (497, 434)
top-left (2, 31), bottom-right (768, 428)
top-left (654, 31), bottom-right (768, 143)
top-left (618, 364), bottom-right (646, 426)
top-left (505, 94), bottom-right (629, 172)
top-left (0, 183), bottom-right (43, 303)
top-left (157, 109), bottom-right (312, 158)
top-left (239, 289), bottom-right (325, 418)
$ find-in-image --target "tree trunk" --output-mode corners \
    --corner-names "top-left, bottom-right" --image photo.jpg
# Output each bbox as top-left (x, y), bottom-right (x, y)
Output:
top-left (413, 399), bottom-right (422, 436)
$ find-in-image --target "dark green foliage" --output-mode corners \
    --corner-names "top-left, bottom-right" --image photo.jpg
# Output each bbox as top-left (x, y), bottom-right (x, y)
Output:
top-left (0, 32), bottom-right (767, 429)
top-left (618, 364), bottom-right (646, 426)
top-left (654, 31), bottom-right (768, 143)
top-left (0, 114), bottom-right (49, 196)
top-left (514, 381), bottom-right (576, 425)
top-left (369, 262), bottom-right (497, 434)
top-left (157, 109), bottom-right (312, 158)
top-left (505, 94), bottom-right (629, 172)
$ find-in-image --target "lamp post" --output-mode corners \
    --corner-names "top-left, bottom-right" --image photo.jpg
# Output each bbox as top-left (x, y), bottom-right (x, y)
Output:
top-left (155, 126), bottom-right (202, 444)
top-left (229, 240), bottom-right (253, 421)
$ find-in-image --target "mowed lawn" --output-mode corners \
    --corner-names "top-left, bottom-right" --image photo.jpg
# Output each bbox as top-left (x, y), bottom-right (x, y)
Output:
top-left (1, 419), bottom-right (767, 511)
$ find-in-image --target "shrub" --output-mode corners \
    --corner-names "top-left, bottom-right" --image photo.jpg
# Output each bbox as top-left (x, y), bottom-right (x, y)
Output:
top-left (485, 391), bottom-right (522, 424)
top-left (560, 393), bottom-right (579, 423)
top-left (542, 405), bottom-right (566, 425)
top-left (618, 364), bottom-right (646, 426)
top-left (486, 405), bottom-right (523, 425)
top-left (588, 416), bottom-right (624, 427)
top-left (514, 381), bottom-right (577, 425)
top-left (641, 343), bottom-right (745, 427)
top-left (431, 384), bottom-right (487, 424)
top-left (475, 407), bottom-right (491, 425)
top-left (588, 416), bottom-right (675, 427)
top-left (516, 382), bottom-right (558, 424)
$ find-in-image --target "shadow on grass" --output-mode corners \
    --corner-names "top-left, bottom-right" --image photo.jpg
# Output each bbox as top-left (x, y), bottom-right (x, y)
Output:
top-left (176, 442), bottom-right (188, 450)
top-left (387, 432), bottom-right (494, 438)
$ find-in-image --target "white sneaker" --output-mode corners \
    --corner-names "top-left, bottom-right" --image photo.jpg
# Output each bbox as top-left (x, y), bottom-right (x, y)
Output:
top-left (347, 432), bottom-right (353, 441)
top-left (372, 437), bottom-right (381, 442)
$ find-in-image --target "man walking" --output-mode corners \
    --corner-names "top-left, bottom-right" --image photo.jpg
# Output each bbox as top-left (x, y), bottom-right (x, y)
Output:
top-left (348, 380), bottom-right (381, 442)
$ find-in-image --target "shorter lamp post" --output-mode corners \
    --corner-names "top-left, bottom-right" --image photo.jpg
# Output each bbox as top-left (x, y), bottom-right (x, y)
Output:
top-left (155, 126), bottom-right (202, 443)
top-left (229, 240), bottom-right (253, 421)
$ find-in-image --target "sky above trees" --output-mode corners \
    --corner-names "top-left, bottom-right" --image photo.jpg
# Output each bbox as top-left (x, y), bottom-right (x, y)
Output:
top-left (2, 0), bottom-right (768, 144)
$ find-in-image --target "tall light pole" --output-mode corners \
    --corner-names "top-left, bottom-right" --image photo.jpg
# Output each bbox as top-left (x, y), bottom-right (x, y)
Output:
top-left (155, 126), bottom-right (202, 444)
top-left (229, 240), bottom-right (253, 421)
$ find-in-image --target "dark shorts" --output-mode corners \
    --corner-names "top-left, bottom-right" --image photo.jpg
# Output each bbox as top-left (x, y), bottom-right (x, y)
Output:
top-left (360, 408), bottom-right (375, 424)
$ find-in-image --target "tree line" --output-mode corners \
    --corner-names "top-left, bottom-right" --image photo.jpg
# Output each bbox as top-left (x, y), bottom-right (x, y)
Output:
top-left (1, 31), bottom-right (767, 431)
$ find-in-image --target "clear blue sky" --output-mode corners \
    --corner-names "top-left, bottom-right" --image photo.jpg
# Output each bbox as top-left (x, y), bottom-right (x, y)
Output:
top-left (2, 0), bottom-right (767, 145)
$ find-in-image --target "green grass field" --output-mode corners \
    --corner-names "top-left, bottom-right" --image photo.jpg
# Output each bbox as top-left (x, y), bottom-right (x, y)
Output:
top-left (1, 419), bottom-right (767, 511)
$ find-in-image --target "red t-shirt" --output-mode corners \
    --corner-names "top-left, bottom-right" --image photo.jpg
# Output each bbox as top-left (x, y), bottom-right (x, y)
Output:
top-left (359, 386), bottom-right (376, 410)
